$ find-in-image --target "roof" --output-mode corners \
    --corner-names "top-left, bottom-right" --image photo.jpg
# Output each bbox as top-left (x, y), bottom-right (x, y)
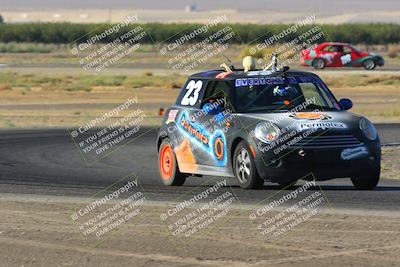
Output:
top-left (189, 69), bottom-right (319, 80)
top-left (318, 42), bottom-right (352, 47)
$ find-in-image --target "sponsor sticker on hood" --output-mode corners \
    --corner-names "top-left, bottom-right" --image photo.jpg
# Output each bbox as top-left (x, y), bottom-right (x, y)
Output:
top-left (300, 121), bottom-right (347, 130)
top-left (290, 112), bottom-right (331, 120)
top-left (289, 112), bottom-right (347, 130)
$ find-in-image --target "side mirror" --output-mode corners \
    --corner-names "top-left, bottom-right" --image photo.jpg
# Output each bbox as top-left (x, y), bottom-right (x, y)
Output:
top-left (339, 98), bottom-right (353, 110)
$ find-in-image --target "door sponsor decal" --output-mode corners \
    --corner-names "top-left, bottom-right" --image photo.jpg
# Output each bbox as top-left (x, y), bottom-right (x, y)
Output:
top-left (177, 111), bottom-right (227, 166)
top-left (341, 54), bottom-right (352, 65)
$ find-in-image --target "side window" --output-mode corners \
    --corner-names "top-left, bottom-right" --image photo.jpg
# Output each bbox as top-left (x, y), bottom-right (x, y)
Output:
top-left (176, 79), bottom-right (205, 108)
top-left (322, 45), bottom-right (332, 52)
top-left (335, 45), bottom-right (344, 53)
top-left (325, 45), bottom-right (342, 53)
top-left (343, 46), bottom-right (352, 54)
top-left (200, 81), bottom-right (233, 110)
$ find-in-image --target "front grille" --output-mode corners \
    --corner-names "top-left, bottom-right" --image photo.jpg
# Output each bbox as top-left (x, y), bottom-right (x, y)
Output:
top-left (290, 134), bottom-right (362, 148)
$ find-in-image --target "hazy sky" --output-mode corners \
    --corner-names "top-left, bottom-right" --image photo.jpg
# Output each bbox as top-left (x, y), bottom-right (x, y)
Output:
top-left (1, 0), bottom-right (399, 13)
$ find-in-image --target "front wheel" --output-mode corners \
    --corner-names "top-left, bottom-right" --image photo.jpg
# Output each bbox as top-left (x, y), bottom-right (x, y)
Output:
top-left (351, 172), bottom-right (380, 190)
top-left (363, 59), bottom-right (376, 70)
top-left (233, 141), bottom-right (264, 189)
top-left (312, 58), bottom-right (325, 69)
top-left (158, 139), bottom-right (186, 186)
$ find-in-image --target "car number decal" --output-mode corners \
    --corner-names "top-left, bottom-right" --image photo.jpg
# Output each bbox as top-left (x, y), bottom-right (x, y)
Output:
top-left (340, 54), bottom-right (352, 65)
top-left (181, 80), bottom-right (203, 106)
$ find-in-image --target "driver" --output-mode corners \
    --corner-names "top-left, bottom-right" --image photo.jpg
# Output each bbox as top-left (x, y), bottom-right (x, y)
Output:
top-left (272, 85), bottom-right (299, 105)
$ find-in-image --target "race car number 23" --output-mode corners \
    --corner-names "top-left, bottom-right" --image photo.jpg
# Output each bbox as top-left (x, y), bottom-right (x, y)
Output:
top-left (181, 80), bottom-right (203, 106)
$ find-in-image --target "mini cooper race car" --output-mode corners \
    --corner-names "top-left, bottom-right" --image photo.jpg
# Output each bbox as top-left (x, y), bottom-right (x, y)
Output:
top-left (301, 42), bottom-right (384, 70)
top-left (157, 60), bottom-right (381, 190)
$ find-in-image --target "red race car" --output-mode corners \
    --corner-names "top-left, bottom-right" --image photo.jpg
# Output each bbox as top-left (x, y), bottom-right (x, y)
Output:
top-left (300, 42), bottom-right (384, 70)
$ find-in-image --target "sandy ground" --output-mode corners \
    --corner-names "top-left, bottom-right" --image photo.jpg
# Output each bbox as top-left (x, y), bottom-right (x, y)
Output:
top-left (0, 196), bottom-right (399, 267)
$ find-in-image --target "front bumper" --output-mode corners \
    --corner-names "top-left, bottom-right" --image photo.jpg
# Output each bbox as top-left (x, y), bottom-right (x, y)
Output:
top-left (253, 143), bottom-right (380, 183)
top-left (376, 58), bottom-right (385, 66)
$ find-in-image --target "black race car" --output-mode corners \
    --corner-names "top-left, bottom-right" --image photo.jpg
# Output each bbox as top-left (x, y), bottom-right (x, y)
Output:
top-left (157, 64), bottom-right (381, 190)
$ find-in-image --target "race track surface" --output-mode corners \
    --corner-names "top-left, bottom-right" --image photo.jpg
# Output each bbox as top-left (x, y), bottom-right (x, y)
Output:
top-left (0, 125), bottom-right (399, 212)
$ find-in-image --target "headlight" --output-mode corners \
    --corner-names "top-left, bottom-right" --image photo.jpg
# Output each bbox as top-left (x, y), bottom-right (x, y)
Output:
top-left (254, 122), bottom-right (280, 143)
top-left (359, 118), bottom-right (377, 140)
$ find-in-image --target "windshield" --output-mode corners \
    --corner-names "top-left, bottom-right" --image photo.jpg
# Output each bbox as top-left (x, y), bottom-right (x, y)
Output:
top-left (350, 45), bottom-right (361, 53)
top-left (234, 76), bottom-right (339, 113)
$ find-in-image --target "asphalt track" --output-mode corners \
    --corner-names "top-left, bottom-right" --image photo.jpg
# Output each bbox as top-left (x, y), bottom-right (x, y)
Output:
top-left (0, 124), bottom-right (399, 212)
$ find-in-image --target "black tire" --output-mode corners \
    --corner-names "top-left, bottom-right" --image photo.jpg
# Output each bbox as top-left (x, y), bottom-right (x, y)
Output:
top-left (312, 58), bottom-right (325, 69)
top-left (363, 59), bottom-right (376, 70)
top-left (351, 169), bottom-right (380, 190)
top-left (233, 141), bottom-right (264, 189)
top-left (158, 138), bottom-right (186, 186)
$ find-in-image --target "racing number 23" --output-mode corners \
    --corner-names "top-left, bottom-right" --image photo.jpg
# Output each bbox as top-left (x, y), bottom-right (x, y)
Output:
top-left (181, 80), bottom-right (203, 106)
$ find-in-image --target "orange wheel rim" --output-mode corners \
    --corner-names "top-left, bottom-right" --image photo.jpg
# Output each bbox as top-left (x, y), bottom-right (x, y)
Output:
top-left (160, 144), bottom-right (173, 180)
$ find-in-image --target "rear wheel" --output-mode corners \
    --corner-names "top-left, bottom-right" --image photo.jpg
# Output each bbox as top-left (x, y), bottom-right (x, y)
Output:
top-left (312, 58), bottom-right (325, 69)
top-left (351, 169), bottom-right (380, 190)
top-left (233, 141), bottom-right (264, 189)
top-left (158, 139), bottom-right (186, 186)
top-left (363, 59), bottom-right (376, 70)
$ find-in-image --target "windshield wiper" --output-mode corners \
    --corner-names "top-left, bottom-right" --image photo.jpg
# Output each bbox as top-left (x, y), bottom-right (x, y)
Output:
top-left (303, 103), bottom-right (335, 111)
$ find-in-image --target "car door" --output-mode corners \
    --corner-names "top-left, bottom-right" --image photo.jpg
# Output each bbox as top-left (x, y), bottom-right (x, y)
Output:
top-left (171, 78), bottom-right (208, 173)
top-left (330, 45), bottom-right (344, 67)
top-left (321, 45), bottom-right (339, 67)
top-left (189, 80), bottom-right (235, 169)
top-left (340, 45), bottom-right (354, 66)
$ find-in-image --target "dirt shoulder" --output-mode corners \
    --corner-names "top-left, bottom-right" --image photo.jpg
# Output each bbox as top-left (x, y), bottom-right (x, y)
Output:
top-left (382, 146), bottom-right (400, 180)
top-left (1, 197), bottom-right (399, 267)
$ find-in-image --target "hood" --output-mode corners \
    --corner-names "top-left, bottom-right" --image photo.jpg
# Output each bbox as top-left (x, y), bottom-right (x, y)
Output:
top-left (239, 110), bottom-right (363, 136)
top-left (364, 52), bottom-right (382, 59)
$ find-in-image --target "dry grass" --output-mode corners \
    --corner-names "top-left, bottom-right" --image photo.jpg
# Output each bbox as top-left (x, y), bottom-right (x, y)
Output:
top-left (319, 74), bottom-right (400, 122)
top-left (387, 44), bottom-right (400, 58)
top-left (382, 147), bottom-right (400, 180)
top-left (0, 72), bottom-right (186, 92)
top-left (0, 72), bottom-right (399, 128)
